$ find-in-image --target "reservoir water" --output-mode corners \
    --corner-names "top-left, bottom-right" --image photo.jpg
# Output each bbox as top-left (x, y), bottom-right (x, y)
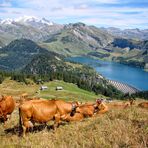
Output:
top-left (67, 57), bottom-right (148, 91)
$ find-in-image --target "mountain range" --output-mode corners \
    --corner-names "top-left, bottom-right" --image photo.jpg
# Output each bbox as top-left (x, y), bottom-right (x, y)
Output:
top-left (0, 16), bottom-right (148, 71)
top-left (0, 16), bottom-right (63, 47)
top-left (101, 27), bottom-right (148, 41)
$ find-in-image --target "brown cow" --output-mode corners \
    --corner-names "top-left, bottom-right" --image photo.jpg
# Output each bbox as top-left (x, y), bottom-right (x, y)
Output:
top-left (0, 95), bottom-right (15, 127)
top-left (75, 103), bottom-right (97, 117)
top-left (19, 99), bottom-right (79, 136)
top-left (75, 99), bottom-right (108, 117)
top-left (64, 99), bottom-right (109, 122)
top-left (107, 100), bottom-right (134, 110)
top-left (95, 99), bottom-right (109, 114)
top-left (138, 102), bottom-right (148, 109)
top-left (62, 113), bottom-right (84, 122)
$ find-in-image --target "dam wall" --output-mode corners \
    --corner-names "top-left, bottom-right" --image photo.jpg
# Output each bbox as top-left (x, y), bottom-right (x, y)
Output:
top-left (108, 80), bottom-right (140, 94)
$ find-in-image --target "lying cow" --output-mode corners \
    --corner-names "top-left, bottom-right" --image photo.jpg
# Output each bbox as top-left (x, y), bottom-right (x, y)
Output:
top-left (73, 99), bottom-right (108, 118)
top-left (107, 100), bottom-right (134, 110)
top-left (138, 102), bottom-right (148, 109)
top-left (95, 99), bottom-right (109, 114)
top-left (0, 95), bottom-right (15, 127)
top-left (75, 103), bottom-right (97, 117)
top-left (19, 99), bottom-right (79, 136)
top-left (62, 103), bottom-right (97, 122)
top-left (63, 113), bottom-right (84, 122)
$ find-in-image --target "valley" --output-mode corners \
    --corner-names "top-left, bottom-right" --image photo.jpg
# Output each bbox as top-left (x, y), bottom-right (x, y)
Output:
top-left (0, 16), bottom-right (147, 72)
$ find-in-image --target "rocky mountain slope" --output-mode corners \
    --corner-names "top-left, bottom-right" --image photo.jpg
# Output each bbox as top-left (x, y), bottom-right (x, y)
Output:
top-left (101, 27), bottom-right (148, 40)
top-left (40, 22), bottom-right (113, 56)
top-left (0, 16), bottom-right (63, 46)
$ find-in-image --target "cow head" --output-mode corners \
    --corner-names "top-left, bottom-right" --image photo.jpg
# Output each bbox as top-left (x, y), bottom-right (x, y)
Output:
top-left (70, 101), bottom-right (79, 116)
top-left (0, 95), bottom-right (5, 102)
top-left (96, 98), bottom-right (103, 105)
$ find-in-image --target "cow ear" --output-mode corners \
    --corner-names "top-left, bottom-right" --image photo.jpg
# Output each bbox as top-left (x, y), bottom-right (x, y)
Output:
top-left (1, 95), bottom-right (5, 100)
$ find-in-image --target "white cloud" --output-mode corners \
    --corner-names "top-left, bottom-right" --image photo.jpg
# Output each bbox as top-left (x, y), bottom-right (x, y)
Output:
top-left (0, 0), bottom-right (148, 29)
top-left (0, 0), bottom-right (12, 7)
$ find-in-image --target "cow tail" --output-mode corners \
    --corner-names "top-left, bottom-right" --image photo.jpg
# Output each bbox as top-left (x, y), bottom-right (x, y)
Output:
top-left (19, 107), bottom-right (22, 136)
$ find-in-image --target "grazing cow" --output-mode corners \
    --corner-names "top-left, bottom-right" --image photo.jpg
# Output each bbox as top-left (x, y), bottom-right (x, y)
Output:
top-left (0, 95), bottom-right (15, 126)
top-left (138, 102), bottom-right (148, 109)
top-left (19, 99), bottom-right (79, 136)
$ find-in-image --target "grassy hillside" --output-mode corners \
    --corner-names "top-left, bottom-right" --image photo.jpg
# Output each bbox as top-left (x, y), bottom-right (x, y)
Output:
top-left (38, 80), bottom-right (100, 102)
top-left (0, 78), bottom-right (100, 102)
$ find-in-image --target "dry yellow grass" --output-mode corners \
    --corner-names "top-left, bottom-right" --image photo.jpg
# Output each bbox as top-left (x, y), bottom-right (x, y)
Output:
top-left (0, 79), bottom-right (148, 147)
top-left (0, 78), bottom-right (38, 98)
top-left (0, 106), bottom-right (148, 148)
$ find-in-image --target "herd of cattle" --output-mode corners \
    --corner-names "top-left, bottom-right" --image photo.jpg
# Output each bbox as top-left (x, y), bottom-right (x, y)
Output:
top-left (0, 94), bottom-right (148, 137)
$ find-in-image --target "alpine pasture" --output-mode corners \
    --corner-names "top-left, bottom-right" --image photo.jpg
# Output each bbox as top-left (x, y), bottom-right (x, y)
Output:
top-left (0, 79), bottom-right (148, 148)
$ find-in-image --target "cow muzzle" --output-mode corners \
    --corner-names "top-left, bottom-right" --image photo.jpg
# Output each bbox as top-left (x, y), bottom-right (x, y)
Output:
top-left (70, 103), bottom-right (79, 116)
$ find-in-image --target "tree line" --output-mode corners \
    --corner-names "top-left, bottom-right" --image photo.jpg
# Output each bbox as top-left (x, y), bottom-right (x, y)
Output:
top-left (0, 68), bottom-right (123, 99)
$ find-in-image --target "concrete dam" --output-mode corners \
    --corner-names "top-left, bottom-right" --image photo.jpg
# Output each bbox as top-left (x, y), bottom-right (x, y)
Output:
top-left (108, 80), bottom-right (140, 94)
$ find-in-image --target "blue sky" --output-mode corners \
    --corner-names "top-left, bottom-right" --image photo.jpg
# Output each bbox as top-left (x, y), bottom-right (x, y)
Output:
top-left (0, 0), bottom-right (148, 29)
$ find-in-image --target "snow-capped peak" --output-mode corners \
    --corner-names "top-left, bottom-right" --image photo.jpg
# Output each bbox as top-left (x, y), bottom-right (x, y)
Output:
top-left (40, 18), bottom-right (53, 26)
top-left (15, 16), bottom-right (53, 26)
top-left (15, 16), bottom-right (39, 23)
top-left (0, 16), bottom-right (53, 26)
top-left (0, 18), bottom-right (14, 25)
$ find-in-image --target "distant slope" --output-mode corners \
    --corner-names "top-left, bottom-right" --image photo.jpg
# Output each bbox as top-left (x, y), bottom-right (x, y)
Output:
top-left (110, 40), bottom-right (148, 68)
top-left (110, 38), bottom-right (148, 50)
top-left (40, 23), bottom-right (113, 56)
top-left (101, 27), bottom-right (148, 40)
top-left (0, 39), bottom-right (50, 71)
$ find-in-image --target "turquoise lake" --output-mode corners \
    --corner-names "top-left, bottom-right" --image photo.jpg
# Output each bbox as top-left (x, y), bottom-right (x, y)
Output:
top-left (67, 57), bottom-right (148, 91)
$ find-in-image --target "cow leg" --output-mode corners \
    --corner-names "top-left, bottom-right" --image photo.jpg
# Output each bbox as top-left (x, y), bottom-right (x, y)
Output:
top-left (3, 115), bottom-right (7, 128)
top-left (22, 120), bottom-right (33, 137)
top-left (7, 114), bottom-right (11, 121)
top-left (30, 119), bottom-right (35, 132)
top-left (53, 114), bottom-right (61, 130)
top-left (22, 125), bottom-right (27, 137)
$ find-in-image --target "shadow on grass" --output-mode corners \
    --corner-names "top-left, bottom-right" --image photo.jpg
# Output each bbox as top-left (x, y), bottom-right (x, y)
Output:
top-left (4, 122), bottom-right (67, 136)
